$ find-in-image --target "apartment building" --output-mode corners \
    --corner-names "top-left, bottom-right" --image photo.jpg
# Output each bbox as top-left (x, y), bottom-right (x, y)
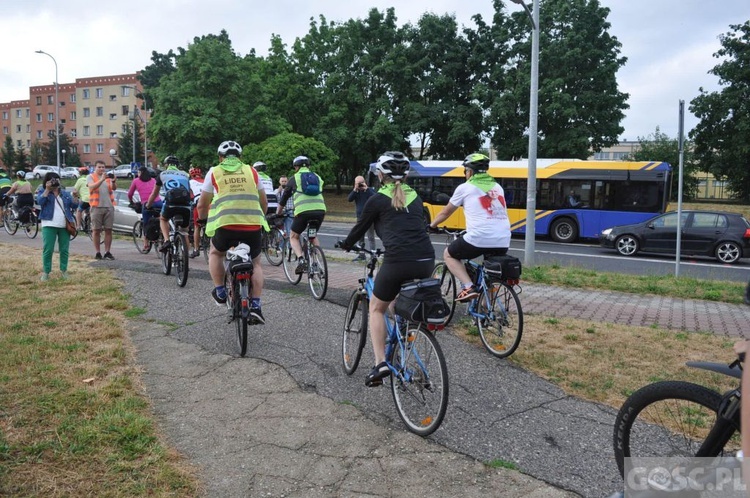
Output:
top-left (0, 73), bottom-right (148, 168)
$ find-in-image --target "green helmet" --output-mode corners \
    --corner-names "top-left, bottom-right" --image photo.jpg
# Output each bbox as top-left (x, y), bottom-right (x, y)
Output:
top-left (462, 153), bottom-right (490, 173)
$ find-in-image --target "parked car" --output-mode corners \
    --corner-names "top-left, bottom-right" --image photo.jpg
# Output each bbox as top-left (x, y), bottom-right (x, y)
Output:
top-left (113, 164), bottom-right (135, 179)
top-left (112, 189), bottom-right (141, 233)
top-left (24, 171), bottom-right (36, 180)
top-left (61, 167), bottom-right (79, 179)
top-left (31, 165), bottom-right (61, 179)
top-left (599, 210), bottom-right (750, 264)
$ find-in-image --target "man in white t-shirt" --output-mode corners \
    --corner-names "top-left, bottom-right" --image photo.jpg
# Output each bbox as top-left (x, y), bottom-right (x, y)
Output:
top-left (428, 153), bottom-right (511, 302)
top-left (253, 161), bottom-right (277, 215)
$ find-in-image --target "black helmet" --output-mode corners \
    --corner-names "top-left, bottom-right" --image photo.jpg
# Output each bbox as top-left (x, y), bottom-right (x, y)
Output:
top-left (292, 156), bottom-right (310, 168)
top-left (164, 155), bottom-right (180, 167)
top-left (217, 140), bottom-right (242, 157)
top-left (462, 153), bottom-right (490, 173)
top-left (253, 161), bottom-right (267, 172)
top-left (375, 151), bottom-right (410, 180)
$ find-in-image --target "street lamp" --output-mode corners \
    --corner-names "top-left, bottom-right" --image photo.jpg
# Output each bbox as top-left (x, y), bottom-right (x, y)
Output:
top-left (35, 50), bottom-right (60, 170)
top-left (61, 149), bottom-right (66, 167)
top-left (510, 0), bottom-right (540, 268)
top-left (109, 148), bottom-right (117, 168)
top-left (122, 85), bottom-right (148, 168)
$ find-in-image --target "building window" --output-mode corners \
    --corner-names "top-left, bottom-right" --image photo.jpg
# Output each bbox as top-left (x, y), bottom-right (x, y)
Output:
top-left (71, 129), bottom-right (77, 137)
top-left (47, 95), bottom-right (54, 104)
top-left (82, 89), bottom-right (90, 99)
top-left (70, 111), bottom-right (76, 121)
top-left (83, 107), bottom-right (90, 117)
top-left (122, 105), bottom-right (129, 116)
top-left (47, 113), bottom-right (54, 122)
top-left (26, 125), bottom-right (30, 133)
top-left (36, 113), bottom-right (42, 122)
top-left (16, 110), bottom-right (22, 118)
top-left (109, 95), bottom-right (117, 101)
top-left (2, 111), bottom-right (7, 119)
top-left (109, 113), bottom-right (117, 120)
top-left (110, 132), bottom-right (118, 138)
top-left (96, 107), bottom-right (103, 117)
top-left (83, 126), bottom-right (90, 136)
top-left (84, 144), bottom-right (90, 153)
top-left (2, 127), bottom-right (7, 134)
top-left (96, 125), bottom-right (103, 135)
top-left (36, 96), bottom-right (42, 105)
top-left (16, 140), bottom-right (22, 147)
top-left (70, 93), bottom-right (76, 103)
top-left (122, 86), bottom-right (131, 97)
top-left (95, 88), bottom-right (103, 98)
top-left (15, 125), bottom-right (21, 133)
top-left (25, 109), bottom-right (29, 118)
top-left (96, 144), bottom-right (104, 153)
top-left (36, 131), bottom-right (43, 139)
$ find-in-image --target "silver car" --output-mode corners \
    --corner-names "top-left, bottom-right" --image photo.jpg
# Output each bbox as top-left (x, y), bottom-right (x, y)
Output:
top-left (112, 189), bottom-right (142, 233)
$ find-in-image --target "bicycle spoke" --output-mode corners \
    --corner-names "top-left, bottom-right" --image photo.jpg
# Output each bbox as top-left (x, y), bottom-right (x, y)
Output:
top-left (476, 283), bottom-right (523, 358)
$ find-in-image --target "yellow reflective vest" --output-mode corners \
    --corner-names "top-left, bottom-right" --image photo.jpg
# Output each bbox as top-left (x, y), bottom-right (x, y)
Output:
top-left (206, 164), bottom-right (265, 237)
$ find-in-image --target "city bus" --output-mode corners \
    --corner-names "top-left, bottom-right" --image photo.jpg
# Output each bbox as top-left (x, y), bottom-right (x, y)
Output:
top-left (369, 159), bottom-right (672, 243)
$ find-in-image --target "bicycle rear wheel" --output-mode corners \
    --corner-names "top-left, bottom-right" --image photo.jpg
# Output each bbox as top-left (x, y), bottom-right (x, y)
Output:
top-left (308, 245), bottom-right (328, 300)
top-left (282, 244), bottom-right (302, 285)
top-left (613, 380), bottom-right (735, 478)
top-left (24, 213), bottom-right (39, 239)
top-left (200, 226), bottom-right (210, 264)
top-left (161, 241), bottom-right (172, 275)
top-left (342, 290), bottom-right (368, 375)
top-left (265, 229), bottom-right (284, 266)
top-left (390, 327), bottom-right (449, 436)
top-left (431, 263), bottom-right (456, 326)
top-left (132, 221), bottom-right (150, 254)
top-left (3, 210), bottom-right (18, 235)
top-left (476, 282), bottom-right (523, 358)
top-left (174, 232), bottom-right (189, 287)
top-left (235, 279), bottom-right (249, 357)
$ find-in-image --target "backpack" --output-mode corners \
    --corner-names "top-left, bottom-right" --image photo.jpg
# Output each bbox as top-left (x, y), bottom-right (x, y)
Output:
top-left (394, 278), bottom-right (450, 325)
top-left (299, 172), bottom-right (321, 196)
top-left (165, 186), bottom-right (191, 205)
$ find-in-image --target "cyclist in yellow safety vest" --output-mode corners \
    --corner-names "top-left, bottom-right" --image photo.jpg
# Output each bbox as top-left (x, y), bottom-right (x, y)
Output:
top-left (197, 140), bottom-right (267, 323)
top-left (276, 155), bottom-right (326, 275)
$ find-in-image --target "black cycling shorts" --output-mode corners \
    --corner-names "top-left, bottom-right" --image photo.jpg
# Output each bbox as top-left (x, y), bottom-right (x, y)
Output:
top-left (161, 203), bottom-right (192, 228)
top-left (211, 228), bottom-right (262, 259)
top-left (291, 210), bottom-right (325, 235)
top-left (447, 236), bottom-right (507, 261)
top-left (373, 259), bottom-right (434, 302)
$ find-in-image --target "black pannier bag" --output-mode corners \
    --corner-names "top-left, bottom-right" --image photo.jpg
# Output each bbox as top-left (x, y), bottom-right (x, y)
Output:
top-left (17, 206), bottom-right (32, 223)
top-left (395, 278), bottom-right (450, 325)
top-left (144, 217), bottom-right (161, 241)
top-left (484, 254), bottom-right (522, 283)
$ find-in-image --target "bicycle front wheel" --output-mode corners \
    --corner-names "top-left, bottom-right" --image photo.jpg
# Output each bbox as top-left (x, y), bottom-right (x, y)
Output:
top-left (200, 226), bottom-right (210, 264)
top-left (282, 244), bottom-right (302, 285)
top-left (432, 263), bottom-right (456, 326)
top-left (132, 221), bottom-right (150, 254)
top-left (161, 242), bottom-right (172, 275)
top-left (613, 380), bottom-right (736, 478)
top-left (342, 290), bottom-right (368, 375)
top-left (24, 214), bottom-right (39, 239)
top-left (235, 279), bottom-right (249, 357)
top-left (3, 211), bottom-right (18, 235)
top-left (308, 245), bottom-right (328, 300)
top-left (174, 232), bottom-right (189, 287)
top-left (265, 229), bottom-right (284, 266)
top-left (476, 282), bottom-right (523, 358)
top-left (390, 327), bottom-right (449, 436)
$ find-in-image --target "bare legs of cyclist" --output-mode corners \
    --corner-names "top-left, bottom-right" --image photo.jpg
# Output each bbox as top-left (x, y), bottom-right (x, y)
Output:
top-left (290, 230), bottom-right (321, 274)
top-left (443, 247), bottom-right (477, 302)
top-left (208, 242), bottom-right (265, 322)
top-left (365, 296), bottom-right (391, 387)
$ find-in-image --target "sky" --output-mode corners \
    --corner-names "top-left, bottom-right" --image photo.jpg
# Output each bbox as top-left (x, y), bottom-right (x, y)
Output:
top-left (1, 1), bottom-right (748, 142)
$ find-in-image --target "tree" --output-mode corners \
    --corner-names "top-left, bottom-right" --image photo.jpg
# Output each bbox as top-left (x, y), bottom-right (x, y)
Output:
top-left (626, 127), bottom-right (698, 200)
top-left (1, 136), bottom-right (15, 170)
top-left (15, 144), bottom-right (28, 171)
top-left (117, 119), bottom-right (143, 165)
top-left (689, 21), bottom-right (750, 200)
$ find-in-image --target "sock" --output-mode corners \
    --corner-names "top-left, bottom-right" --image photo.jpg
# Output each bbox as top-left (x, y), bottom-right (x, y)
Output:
top-left (215, 285), bottom-right (226, 298)
top-left (251, 298), bottom-right (261, 308)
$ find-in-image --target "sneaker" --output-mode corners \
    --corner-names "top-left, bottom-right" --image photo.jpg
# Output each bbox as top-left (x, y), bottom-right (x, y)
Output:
top-left (40, 273), bottom-right (49, 282)
top-left (60, 272), bottom-right (69, 280)
top-left (189, 249), bottom-right (200, 259)
top-left (211, 288), bottom-right (227, 305)
top-left (365, 362), bottom-right (390, 387)
top-left (249, 307), bottom-right (265, 325)
top-left (160, 241), bottom-right (172, 254)
top-left (103, 252), bottom-right (115, 260)
top-left (295, 258), bottom-right (307, 275)
top-left (456, 286), bottom-right (480, 302)
top-left (94, 252), bottom-right (103, 260)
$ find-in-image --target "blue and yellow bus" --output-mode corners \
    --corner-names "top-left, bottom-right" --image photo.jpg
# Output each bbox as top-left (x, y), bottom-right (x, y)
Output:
top-left (369, 159), bottom-right (672, 243)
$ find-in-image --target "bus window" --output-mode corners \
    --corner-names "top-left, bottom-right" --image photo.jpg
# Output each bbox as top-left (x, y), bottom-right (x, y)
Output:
top-left (499, 179), bottom-right (526, 209)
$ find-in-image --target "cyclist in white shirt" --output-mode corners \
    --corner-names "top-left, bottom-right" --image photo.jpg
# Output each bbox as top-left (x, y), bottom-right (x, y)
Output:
top-left (428, 153), bottom-right (511, 302)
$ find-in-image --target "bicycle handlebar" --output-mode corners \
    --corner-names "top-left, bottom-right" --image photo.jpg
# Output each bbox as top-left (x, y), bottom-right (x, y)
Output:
top-left (335, 240), bottom-right (384, 257)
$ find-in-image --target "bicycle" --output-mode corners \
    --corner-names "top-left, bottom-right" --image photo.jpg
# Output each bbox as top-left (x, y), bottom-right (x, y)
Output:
top-left (2, 197), bottom-right (39, 239)
top-left (132, 206), bottom-right (163, 254)
top-left (431, 228), bottom-right (523, 358)
top-left (281, 219), bottom-right (328, 300)
top-left (337, 242), bottom-right (449, 436)
top-left (262, 214), bottom-right (285, 267)
top-left (612, 354), bottom-right (742, 479)
top-left (223, 243), bottom-right (259, 357)
top-left (160, 207), bottom-right (191, 287)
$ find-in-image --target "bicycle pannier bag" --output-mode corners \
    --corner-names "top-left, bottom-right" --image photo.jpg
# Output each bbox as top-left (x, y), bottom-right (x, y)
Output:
top-left (17, 206), bottom-right (32, 224)
top-left (395, 278), bottom-right (450, 325)
top-left (484, 255), bottom-right (522, 282)
top-left (165, 186), bottom-right (191, 205)
top-left (299, 172), bottom-right (321, 196)
top-left (144, 217), bottom-right (161, 241)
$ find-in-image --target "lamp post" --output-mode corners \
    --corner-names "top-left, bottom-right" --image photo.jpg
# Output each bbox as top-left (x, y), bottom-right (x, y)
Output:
top-left (122, 85), bottom-right (148, 168)
top-left (61, 149), bottom-right (66, 167)
top-left (35, 50), bottom-right (60, 170)
top-left (510, 0), bottom-right (540, 268)
top-left (109, 148), bottom-right (117, 169)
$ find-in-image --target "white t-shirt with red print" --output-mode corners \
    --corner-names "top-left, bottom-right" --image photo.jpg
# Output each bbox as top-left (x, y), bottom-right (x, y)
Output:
top-left (449, 181), bottom-right (511, 248)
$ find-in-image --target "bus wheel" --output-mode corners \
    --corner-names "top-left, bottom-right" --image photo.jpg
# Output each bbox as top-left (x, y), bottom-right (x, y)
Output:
top-left (550, 217), bottom-right (578, 243)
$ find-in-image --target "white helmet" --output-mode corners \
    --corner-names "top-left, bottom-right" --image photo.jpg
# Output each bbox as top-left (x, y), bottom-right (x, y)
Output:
top-left (375, 151), bottom-right (410, 180)
top-left (217, 140), bottom-right (242, 157)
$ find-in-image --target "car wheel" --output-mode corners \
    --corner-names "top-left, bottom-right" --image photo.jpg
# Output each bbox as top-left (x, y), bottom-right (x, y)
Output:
top-left (615, 235), bottom-right (639, 256)
top-left (715, 241), bottom-right (741, 264)
top-left (35, 173), bottom-right (41, 179)
top-left (127, 173), bottom-right (133, 179)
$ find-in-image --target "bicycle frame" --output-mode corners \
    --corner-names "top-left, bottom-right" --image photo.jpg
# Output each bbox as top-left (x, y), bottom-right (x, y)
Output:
top-left (465, 260), bottom-right (503, 323)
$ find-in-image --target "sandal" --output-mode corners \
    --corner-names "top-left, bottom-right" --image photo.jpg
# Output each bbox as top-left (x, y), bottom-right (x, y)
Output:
top-left (365, 362), bottom-right (390, 387)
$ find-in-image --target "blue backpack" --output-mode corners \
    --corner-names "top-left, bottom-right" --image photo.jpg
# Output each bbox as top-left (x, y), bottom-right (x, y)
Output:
top-left (299, 172), bottom-right (321, 196)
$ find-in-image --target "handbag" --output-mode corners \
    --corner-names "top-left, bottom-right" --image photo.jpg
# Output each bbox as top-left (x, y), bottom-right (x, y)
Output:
top-left (55, 196), bottom-right (77, 237)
